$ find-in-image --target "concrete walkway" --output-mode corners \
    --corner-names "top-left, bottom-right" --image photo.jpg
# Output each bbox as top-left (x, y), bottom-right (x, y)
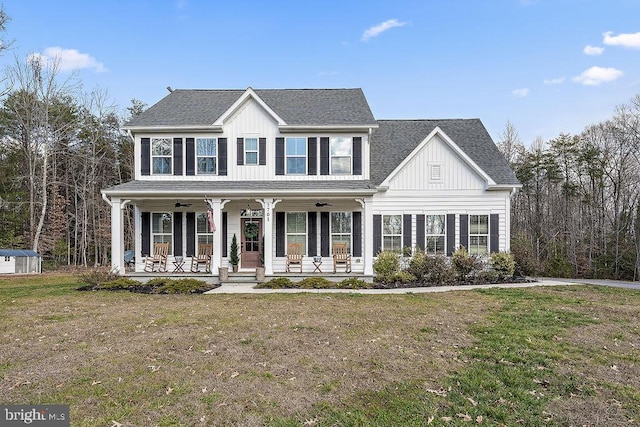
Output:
top-left (204, 278), bottom-right (581, 294)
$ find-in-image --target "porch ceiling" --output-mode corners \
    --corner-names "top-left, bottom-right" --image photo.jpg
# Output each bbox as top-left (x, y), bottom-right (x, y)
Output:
top-left (102, 180), bottom-right (377, 199)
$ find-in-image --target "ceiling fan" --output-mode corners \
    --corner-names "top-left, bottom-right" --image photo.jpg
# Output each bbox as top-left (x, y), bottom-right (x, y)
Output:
top-left (315, 202), bottom-right (332, 207)
top-left (174, 201), bottom-right (192, 208)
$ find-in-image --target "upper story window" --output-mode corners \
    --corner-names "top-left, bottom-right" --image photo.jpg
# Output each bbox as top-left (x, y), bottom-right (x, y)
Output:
top-left (152, 138), bottom-right (172, 174)
top-left (331, 212), bottom-right (352, 253)
top-left (286, 137), bottom-right (306, 174)
top-left (330, 137), bottom-right (352, 174)
top-left (425, 214), bottom-right (446, 254)
top-left (382, 214), bottom-right (402, 252)
top-left (196, 138), bottom-right (217, 174)
top-left (245, 137), bottom-right (259, 165)
top-left (469, 214), bottom-right (489, 255)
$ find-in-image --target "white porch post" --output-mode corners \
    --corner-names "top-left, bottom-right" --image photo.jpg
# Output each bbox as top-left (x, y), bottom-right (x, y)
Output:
top-left (363, 196), bottom-right (374, 276)
top-left (208, 198), bottom-right (222, 275)
top-left (259, 198), bottom-right (275, 275)
top-left (110, 197), bottom-right (125, 275)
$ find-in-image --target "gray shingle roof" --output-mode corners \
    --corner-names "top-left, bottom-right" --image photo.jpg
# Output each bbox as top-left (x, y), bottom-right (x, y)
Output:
top-left (103, 180), bottom-right (376, 196)
top-left (125, 88), bottom-right (377, 128)
top-left (371, 119), bottom-right (520, 186)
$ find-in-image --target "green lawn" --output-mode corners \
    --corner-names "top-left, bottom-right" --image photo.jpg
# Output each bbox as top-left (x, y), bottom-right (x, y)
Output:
top-left (1, 274), bottom-right (638, 426)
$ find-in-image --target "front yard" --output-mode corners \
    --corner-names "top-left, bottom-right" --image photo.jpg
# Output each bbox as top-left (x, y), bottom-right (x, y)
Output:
top-left (1, 274), bottom-right (639, 426)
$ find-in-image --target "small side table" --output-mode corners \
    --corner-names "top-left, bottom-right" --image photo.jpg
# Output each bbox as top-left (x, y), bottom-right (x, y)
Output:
top-left (173, 260), bottom-right (185, 273)
top-left (312, 258), bottom-right (322, 273)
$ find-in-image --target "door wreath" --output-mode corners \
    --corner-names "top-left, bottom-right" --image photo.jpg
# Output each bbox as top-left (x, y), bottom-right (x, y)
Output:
top-left (244, 222), bottom-right (259, 239)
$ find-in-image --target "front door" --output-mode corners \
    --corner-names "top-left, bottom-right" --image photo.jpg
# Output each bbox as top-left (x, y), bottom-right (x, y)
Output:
top-left (241, 218), bottom-right (262, 268)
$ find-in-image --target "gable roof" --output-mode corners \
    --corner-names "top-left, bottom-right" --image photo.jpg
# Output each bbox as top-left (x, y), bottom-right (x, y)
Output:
top-left (0, 249), bottom-right (40, 257)
top-left (124, 88), bottom-right (377, 129)
top-left (371, 119), bottom-right (520, 187)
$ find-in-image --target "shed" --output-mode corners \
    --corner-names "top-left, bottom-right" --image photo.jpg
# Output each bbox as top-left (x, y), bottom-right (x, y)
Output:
top-left (0, 249), bottom-right (42, 274)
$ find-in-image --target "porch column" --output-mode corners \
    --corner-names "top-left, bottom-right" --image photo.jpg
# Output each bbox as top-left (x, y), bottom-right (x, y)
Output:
top-left (208, 198), bottom-right (222, 275)
top-left (257, 198), bottom-right (278, 276)
top-left (363, 196), bottom-right (374, 276)
top-left (110, 197), bottom-right (125, 275)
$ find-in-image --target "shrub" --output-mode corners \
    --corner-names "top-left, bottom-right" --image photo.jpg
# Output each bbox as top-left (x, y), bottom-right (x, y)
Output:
top-left (156, 278), bottom-right (212, 294)
top-left (451, 246), bottom-right (483, 281)
top-left (337, 277), bottom-right (371, 289)
top-left (511, 236), bottom-right (537, 276)
top-left (100, 277), bottom-right (139, 290)
top-left (78, 268), bottom-right (119, 287)
top-left (298, 277), bottom-right (333, 289)
top-left (255, 277), bottom-right (293, 289)
top-left (490, 252), bottom-right (516, 280)
top-left (393, 270), bottom-right (417, 284)
top-left (373, 251), bottom-right (400, 284)
top-left (407, 250), bottom-right (455, 286)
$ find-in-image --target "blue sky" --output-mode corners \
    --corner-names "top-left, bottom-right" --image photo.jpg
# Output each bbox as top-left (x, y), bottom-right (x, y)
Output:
top-left (1, 0), bottom-right (639, 144)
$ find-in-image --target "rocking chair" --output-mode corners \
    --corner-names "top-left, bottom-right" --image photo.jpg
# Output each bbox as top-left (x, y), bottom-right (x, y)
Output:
top-left (191, 243), bottom-right (213, 273)
top-left (144, 242), bottom-right (169, 272)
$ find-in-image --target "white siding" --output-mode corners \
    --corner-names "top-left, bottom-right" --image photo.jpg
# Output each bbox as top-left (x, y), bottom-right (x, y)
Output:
top-left (0, 257), bottom-right (15, 274)
top-left (386, 135), bottom-right (486, 191)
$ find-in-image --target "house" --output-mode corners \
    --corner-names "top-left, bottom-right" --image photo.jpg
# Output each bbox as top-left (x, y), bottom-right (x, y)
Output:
top-left (0, 249), bottom-right (42, 274)
top-left (101, 88), bottom-right (520, 278)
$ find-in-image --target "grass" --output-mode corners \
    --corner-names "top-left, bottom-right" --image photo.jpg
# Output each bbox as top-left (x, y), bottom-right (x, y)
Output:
top-left (1, 274), bottom-right (639, 426)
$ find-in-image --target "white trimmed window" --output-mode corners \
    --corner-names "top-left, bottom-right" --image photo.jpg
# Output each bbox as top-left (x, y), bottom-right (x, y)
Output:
top-left (331, 212), bottom-right (352, 252)
top-left (382, 214), bottom-right (402, 252)
top-left (286, 137), bottom-right (306, 174)
top-left (330, 137), bottom-right (351, 174)
top-left (286, 212), bottom-right (307, 254)
top-left (151, 138), bottom-right (172, 174)
top-left (196, 212), bottom-right (214, 245)
top-left (245, 137), bottom-right (259, 165)
top-left (469, 214), bottom-right (489, 255)
top-left (425, 215), bottom-right (446, 254)
top-left (196, 138), bottom-right (217, 174)
top-left (152, 213), bottom-right (172, 254)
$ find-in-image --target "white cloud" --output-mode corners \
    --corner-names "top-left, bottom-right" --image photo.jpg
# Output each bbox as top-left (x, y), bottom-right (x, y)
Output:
top-left (583, 45), bottom-right (604, 55)
top-left (603, 31), bottom-right (640, 49)
top-left (572, 66), bottom-right (623, 86)
top-left (27, 47), bottom-right (106, 73)
top-left (512, 88), bottom-right (529, 97)
top-left (543, 76), bottom-right (565, 85)
top-left (361, 19), bottom-right (407, 41)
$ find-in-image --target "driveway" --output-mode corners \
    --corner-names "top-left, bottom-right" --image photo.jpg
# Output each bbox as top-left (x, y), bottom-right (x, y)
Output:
top-left (550, 277), bottom-right (640, 290)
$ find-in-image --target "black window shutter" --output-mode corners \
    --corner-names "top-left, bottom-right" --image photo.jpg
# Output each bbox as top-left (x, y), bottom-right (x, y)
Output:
top-left (320, 137), bottom-right (329, 175)
top-left (141, 138), bottom-right (151, 176)
top-left (259, 137), bottom-right (266, 165)
top-left (307, 211), bottom-right (317, 256)
top-left (173, 212), bottom-right (182, 256)
top-left (186, 138), bottom-right (195, 176)
top-left (403, 214), bottom-right (412, 250)
top-left (218, 138), bottom-right (227, 175)
top-left (275, 137), bottom-right (285, 175)
top-left (446, 214), bottom-right (456, 256)
top-left (353, 137), bottom-right (362, 175)
top-left (141, 212), bottom-right (150, 256)
top-left (276, 212), bottom-right (285, 257)
top-left (173, 138), bottom-right (183, 175)
top-left (237, 138), bottom-right (244, 165)
top-left (373, 215), bottom-right (382, 256)
top-left (460, 214), bottom-right (469, 250)
top-left (490, 214), bottom-right (499, 253)
top-left (320, 212), bottom-right (330, 257)
top-left (353, 211), bottom-right (362, 257)
top-left (186, 212), bottom-right (195, 257)
top-left (307, 137), bottom-right (317, 175)
top-left (416, 214), bottom-right (425, 251)
top-left (222, 212), bottom-right (228, 257)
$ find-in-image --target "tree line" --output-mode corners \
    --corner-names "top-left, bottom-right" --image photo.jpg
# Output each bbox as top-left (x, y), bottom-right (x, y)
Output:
top-left (499, 95), bottom-right (640, 280)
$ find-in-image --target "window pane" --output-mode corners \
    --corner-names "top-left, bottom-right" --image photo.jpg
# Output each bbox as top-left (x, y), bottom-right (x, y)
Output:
top-left (152, 158), bottom-right (171, 174)
top-left (331, 212), bottom-right (351, 233)
top-left (196, 138), bottom-right (216, 156)
top-left (286, 138), bottom-right (306, 155)
top-left (332, 235), bottom-right (351, 251)
top-left (198, 235), bottom-right (214, 245)
top-left (245, 138), bottom-right (258, 150)
top-left (287, 235), bottom-right (306, 253)
top-left (286, 157), bottom-right (306, 174)
top-left (330, 137), bottom-right (351, 156)
top-left (426, 215), bottom-right (445, 234)
top-left (246, 152), bottom-right (258, 164)
top-left (331, 157), bottom-right (351, 174)
top-left (426, 236), bottom-right (445, 254)
top-left (470, 215), bottom-right (488, 234)
top-left (152, 213), bottom-right (172, 233)
top-left (383, 236), bottom-right (401, 251)
top-left (470, 236), bottom-right (488, 255)
top-left (286, 212), bottom-right (306, 233)
top-left (152, 138), bottom-right (171, 155)
top-left (196, 212), bottom-right (209, 233)
top-left (383, 215), bottom-right (402, 234)
top-left (197, 157), bottom-right (216, 174)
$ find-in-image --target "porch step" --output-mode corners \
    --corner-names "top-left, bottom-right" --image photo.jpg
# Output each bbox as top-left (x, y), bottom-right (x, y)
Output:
top-left (224, 273), bottom-right (260, 284)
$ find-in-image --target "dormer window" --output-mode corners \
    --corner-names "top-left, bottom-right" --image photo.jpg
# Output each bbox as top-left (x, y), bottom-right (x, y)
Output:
top-left (245, 137), bottom-right (259, 165)
top-left (196, 138), bottom-right (217, 174)
top-left (330, 137), bottom-right (352, 174)
top-left (151, 138), bottom-right (172, 174)
top-left (286, 137), bottom-right (306, 174)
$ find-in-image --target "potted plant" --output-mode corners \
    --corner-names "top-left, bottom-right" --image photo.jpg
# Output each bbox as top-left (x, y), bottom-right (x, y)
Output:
top-left (230, 233), bottom-right (239, 272)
